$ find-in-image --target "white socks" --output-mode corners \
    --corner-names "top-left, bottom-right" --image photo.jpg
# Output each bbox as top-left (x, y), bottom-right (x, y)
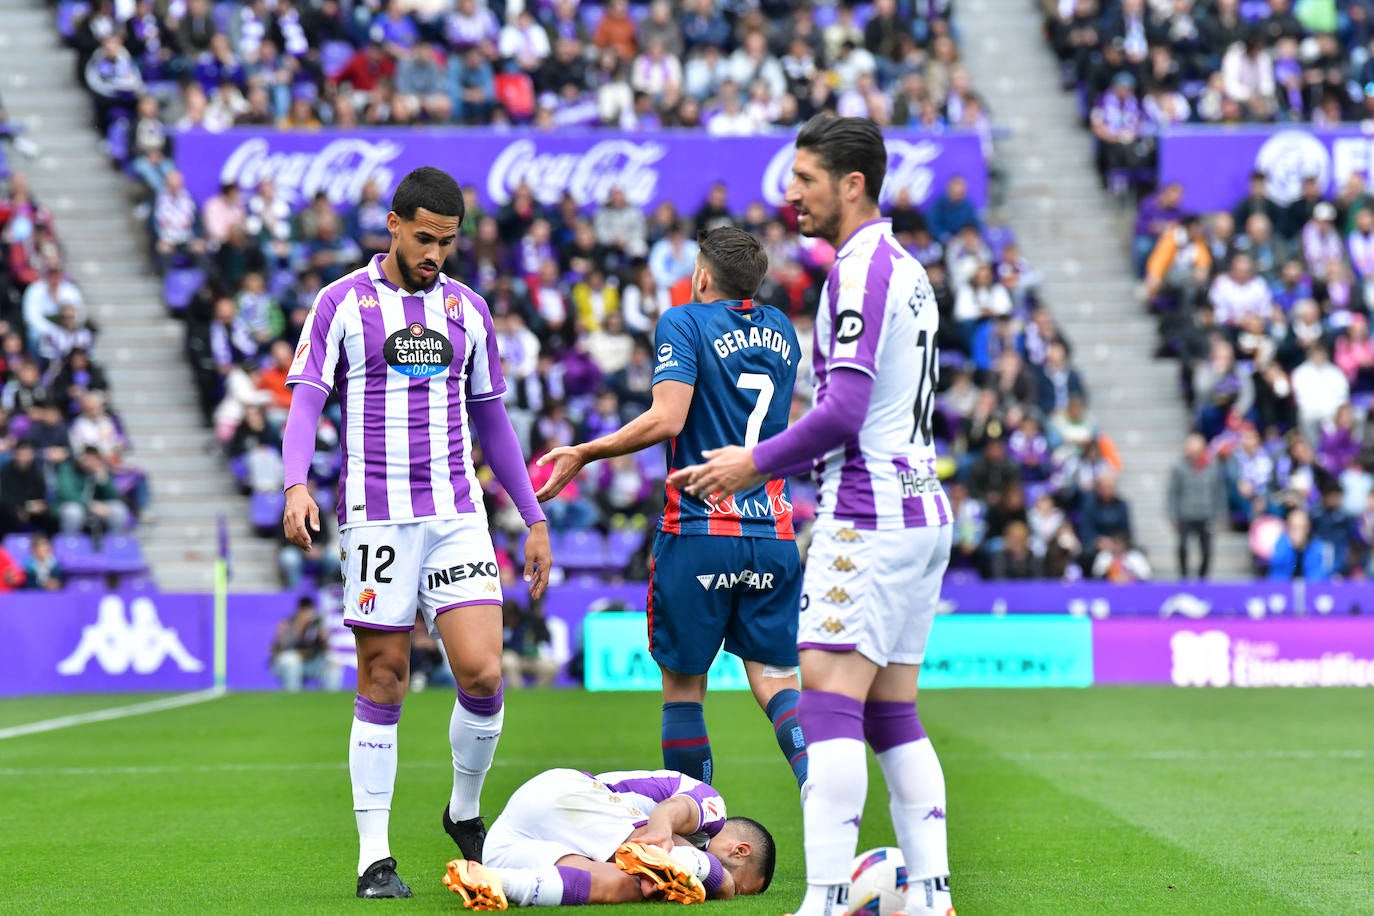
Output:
top-left (448, 684), bottom-right (505, 821)
top-left (877, 739), bottom-right (950, 912)
top-left (350, 697), bottom-right (401, 876)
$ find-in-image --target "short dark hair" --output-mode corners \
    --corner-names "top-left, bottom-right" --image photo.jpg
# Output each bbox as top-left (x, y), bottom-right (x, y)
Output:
top-left (726, 816), bottom-right (776, 893)
top-left (391, 166), bottom-right (466, 224)
top-left (697, 226), bottom-right (769, 300)
top-left (795, 114), bottom-right (887, 206)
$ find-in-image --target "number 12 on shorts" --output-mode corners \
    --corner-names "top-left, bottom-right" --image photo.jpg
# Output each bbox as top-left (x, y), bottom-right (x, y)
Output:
top-left (357, 544), bottom-right (395, 583)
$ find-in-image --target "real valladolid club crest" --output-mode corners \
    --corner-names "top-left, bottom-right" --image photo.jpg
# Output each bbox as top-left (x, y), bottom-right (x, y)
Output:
top-left (446, 294), bottom-right (461, 322)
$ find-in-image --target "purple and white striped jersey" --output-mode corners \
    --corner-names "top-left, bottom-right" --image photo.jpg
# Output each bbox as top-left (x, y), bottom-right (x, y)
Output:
top-left (287, 254), bottom-right (506, 529)
top-left (813, 219), bottom-right (951, 530)
top-left (594, 769), bottom-right (727, 847)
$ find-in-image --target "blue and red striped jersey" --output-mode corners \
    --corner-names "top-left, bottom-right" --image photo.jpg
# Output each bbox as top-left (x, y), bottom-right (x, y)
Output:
top-left (652, 299), bottom-right (799, 540)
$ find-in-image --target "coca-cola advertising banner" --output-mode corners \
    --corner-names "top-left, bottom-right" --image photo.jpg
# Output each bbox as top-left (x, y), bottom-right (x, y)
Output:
top-left (1093, 618), bottom-right (1374, 687)
top-left (174, 128), bottom-right (987, 214)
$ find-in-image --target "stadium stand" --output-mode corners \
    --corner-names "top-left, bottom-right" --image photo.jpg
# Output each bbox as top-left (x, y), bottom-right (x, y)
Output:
top-left (0, 114), bottom-right (151, 589)
top-left (7, 0), bottom-right (1151, 587)
top-left (1045, 0), bottom-right (1374, 578)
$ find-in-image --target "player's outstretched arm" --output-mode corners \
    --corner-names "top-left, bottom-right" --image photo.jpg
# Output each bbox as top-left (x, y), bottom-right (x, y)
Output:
top-left (534, 380), bottom-right (694, 502)
top-left (281, 384), bottom-right (328, 550)
top-left (672, 367), bottom-right (874, 499)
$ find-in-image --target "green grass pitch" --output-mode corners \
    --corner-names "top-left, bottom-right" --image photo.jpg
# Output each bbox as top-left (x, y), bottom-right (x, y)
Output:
top-left (2, 688), bottom-right (1371, 915)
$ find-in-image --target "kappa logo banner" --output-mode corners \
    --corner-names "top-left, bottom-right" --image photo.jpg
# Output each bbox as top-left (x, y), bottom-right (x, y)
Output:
top-left (57, 595), bottom-right (205, 676)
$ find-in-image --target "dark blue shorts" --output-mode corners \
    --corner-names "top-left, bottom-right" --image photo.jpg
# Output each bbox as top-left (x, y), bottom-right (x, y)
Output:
top-left (647, 531), bottom-right (802, 676)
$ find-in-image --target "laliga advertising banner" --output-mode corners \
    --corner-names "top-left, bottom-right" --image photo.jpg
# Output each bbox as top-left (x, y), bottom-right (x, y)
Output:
top-left (173, 128), bottom-right (987, 214)
top-left (1094, 618), bottom-right (1374, 687)
top-left (1158, 126), bottom-right (1374, 212)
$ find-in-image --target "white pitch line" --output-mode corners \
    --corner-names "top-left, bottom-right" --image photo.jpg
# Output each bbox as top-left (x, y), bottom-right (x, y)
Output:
top-left (0, 688), bottom-right (227, 741)
top-left (0, 749), bottom-right (1366, 779)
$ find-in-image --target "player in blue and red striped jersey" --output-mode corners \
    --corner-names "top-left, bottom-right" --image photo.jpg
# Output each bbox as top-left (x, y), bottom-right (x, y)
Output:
top-left (535, 226), bottom-right (808, 790)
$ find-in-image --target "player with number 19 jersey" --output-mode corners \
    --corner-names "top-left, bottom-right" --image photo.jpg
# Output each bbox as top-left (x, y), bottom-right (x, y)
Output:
top-left (648, 298), bottom-right (801, 676)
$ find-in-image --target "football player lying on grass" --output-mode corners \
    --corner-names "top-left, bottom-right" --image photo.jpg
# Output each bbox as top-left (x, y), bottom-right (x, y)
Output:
top-left (444, 768), bottom-right (775, 908)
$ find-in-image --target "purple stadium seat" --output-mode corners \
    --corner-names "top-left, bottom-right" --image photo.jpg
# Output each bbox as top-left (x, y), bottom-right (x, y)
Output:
top-left (983, 225), bottom-right (1016, 258)
top-left (55, 1), bottom-right (90, 42)
top-left (321, 40), bottom-right (356, 80)
top-left (554, 530), bottom-right (608, 573)
top-left (0, 147), bottom-right (10, 182)
top-left (53, 533), bottom-right (100, 573)
top-left (250, 491), bottom-right (286, 535)
top-left (98, 535), bottom-right (149, 575)
top-left (2, 533), bottom-right (33, 565)
top-left (606, 528), bottom-right (645, 563)
top-left (106, 117), bottom-right (130, 166)
top-left (164, 267), bottom-right (206, 313)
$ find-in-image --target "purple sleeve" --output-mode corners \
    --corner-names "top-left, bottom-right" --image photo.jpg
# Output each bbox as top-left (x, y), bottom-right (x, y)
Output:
top-left (680, 781), bottom-right (727, 837)
top-left (469, 397), bottom-right (546, 527)
top-left (753, 368), bottom-right (874, 479)
top-left (282, 383), bottom-right (328, 490)
top-left (702, 853), bottom-right (725, 896)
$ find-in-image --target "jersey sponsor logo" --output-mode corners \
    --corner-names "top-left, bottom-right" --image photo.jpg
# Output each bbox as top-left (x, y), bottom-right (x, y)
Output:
top-left (358, 587), bottom-right (378, 614)
top-left (710, 324), bottom-right (793, 364)
top-left (701, 795), bottom-right (726, 823)
top-left (658, 343), bottom-right (673, 362)
top-left (820, 616), bottom-right (846, 634)
top-left (694, 569), bottom-right (776, 591)
top-left (358, 295), bottom-right (380, 308)
top-left (821, 587), bottom-right (852, 605)
top-left (55, 595), bottom-right (205, 676)
top-left (829, 555), bottom-right (857, 573)
top-left (898, 470), bottom-right (944, 498)
top-left (835, 309), bottom-right (864, 344)
top-left (832, 528), bottom-right (864, 543)
top-left (706, 491), bottom-right (792, 519)
top-left (445, 293), bottom-right (462, 321)
top-left (426, 561), bottom-right (499, 590)
top-left (385, 323), bottom-right (454, 377)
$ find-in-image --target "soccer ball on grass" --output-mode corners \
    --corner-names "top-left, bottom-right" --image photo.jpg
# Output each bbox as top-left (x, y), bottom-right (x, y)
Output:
top-left (848, 847), bottom-right (908, 916)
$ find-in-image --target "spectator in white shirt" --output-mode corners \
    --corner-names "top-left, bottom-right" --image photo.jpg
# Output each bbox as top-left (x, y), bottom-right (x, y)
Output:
top-left (683, 44), bottom-right (728, 101)
top-left (1291, 342), bottom-right (1350, 443)
top-left (68, 391), bottom-right (124, 461)
top-left (631, 39), bottom-right (683, 100)
top-left (1221, 32), bottom-right (1275, 119)
top-left (953, 263), bottom-right (1014, 324)
top-left (152, 170), bottom-right (207, 272)
top-left (1209, 253), bottom-right (1272, 327)
top-left (22, 262), bottom-right (85, 352)
top-left (1302, 202), bottom-right (1345, 281)
top-left (498, 9), bottom-right (550, 73)
top-left (725, 30), bottom-right (786, 100)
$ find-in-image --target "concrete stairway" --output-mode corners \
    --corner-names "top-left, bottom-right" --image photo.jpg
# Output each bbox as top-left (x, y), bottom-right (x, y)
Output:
top-left (960, 0), bottom-right (1251, 578)
top-left (0, 0), bottom-right (279, 591)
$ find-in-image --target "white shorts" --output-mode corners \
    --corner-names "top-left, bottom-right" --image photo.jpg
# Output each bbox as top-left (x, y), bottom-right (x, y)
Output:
top-left (484, 769), bottom-right (644, 869)
top-left (797, 519), bottom-right (952, 667)
top-left (340, 517), bottom-right (501, 637)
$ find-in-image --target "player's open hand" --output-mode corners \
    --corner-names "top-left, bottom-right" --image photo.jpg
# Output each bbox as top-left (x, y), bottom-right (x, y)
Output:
top-left (534, 446), bottom-right (586, 502)
top-left (667, 446), bottom-right (764, 502)
top-left (523, 521), bottom-right (552, 599)
top-left (282, 484), bottom-right (320, 551)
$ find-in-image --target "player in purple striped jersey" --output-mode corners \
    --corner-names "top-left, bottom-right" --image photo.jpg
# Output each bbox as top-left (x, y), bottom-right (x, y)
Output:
top-left (672, 116), bottom-right (956, 916)
top-left (443, 767), bottom-right (776, 909)
top-left (281, 167), bottom-right (552, 899)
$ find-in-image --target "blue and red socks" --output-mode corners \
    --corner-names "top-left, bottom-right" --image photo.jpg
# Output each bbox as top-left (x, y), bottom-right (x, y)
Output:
top-left (661, 701), bottom-right (712, 783)
top-left (766, 688), bottom-right (809, 786)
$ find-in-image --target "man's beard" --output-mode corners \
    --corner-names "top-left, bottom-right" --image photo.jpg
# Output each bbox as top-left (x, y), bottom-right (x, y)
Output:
top-left (805, 205), bottom-right (843, 246)
top-left (397, 250), bottom-right (436, 291)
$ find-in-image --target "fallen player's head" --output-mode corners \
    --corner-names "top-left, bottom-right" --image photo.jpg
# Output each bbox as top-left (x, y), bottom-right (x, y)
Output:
top-left (707, 817), bottom-right (776, 896)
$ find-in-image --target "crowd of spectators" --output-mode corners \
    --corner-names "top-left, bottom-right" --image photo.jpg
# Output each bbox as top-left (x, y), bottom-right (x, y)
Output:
top-left (48, 0), bottom-right (1146, 587)
top-left (68, 0), bottom-right (993, 146)
top-left (0, 162), bottom-right (147, 590)
top-left (1044, 0), bottom-right (1374, 193)
top-left (1137, 173), bottom-right (1374, 580)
